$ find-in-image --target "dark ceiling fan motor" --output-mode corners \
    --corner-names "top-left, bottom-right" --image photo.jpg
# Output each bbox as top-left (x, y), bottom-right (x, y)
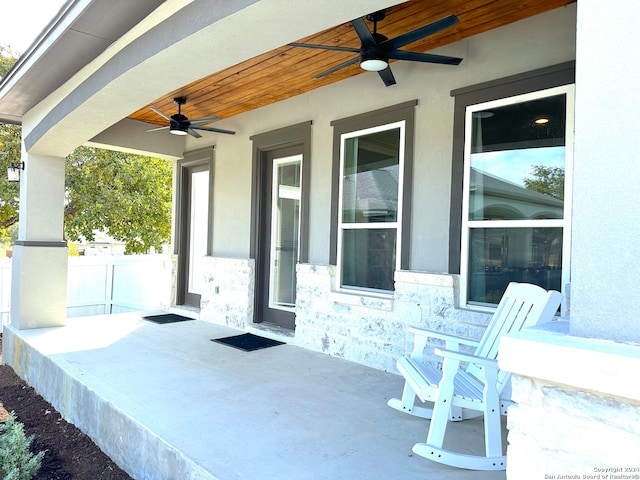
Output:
top-left (169, 97), bottom-right (189, 135)
top-left (288, 9), bottom-right (463, 87)
top-left (360, 11), bottom-right (391, 70)
top-left (147, 97), bottom-right (236, 138)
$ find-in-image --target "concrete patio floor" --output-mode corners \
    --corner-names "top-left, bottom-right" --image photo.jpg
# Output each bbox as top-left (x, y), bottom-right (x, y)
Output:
top-left (3, 313), bottom-right (506, 480)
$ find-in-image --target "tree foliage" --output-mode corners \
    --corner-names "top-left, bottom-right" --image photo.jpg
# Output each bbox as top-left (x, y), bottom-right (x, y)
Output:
top-left (0, 123), bottom-right (21, 228)
top-left (65, 147), bottom-right (173, 254)
top-left (0, 45), bottom-right (22, 231)
top-left (2, 44), bottom-right (173, 254)
top-left (0, 44), bottom-right (19, 77)
top-left (523, 165), bottom-right (565, 200)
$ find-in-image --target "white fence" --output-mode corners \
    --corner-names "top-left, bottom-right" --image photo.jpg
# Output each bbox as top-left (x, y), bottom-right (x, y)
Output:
top-left (0, 254), bottom-right (174, 324)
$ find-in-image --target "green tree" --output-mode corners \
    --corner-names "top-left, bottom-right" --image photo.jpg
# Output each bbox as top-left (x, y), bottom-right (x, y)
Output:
top-left (65, 147), bottom-right (173, 254)
top-left (0, 123), bottom-right (21, 229)
top-left (0, 45), bottom-right (22, 234)
top-left (523, 165), bottom-right (565, 200)
top-left (1, 46), bottom-right (173, 254)
top-left (0, 44), bottom-right (19, 77)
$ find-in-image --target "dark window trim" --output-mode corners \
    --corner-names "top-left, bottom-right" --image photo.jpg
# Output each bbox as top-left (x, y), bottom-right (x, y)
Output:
top-left (448, 61), bottom-right (575, 273)
top-left (249, 121), bottom-right (312, 263)
top-left (329, 100), bottom-right (417, 269)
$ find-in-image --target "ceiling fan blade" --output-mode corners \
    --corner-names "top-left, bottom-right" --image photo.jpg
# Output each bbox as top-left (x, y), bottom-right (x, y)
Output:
top-left (389, 50), bottom-right (462, 65)
top-left (150, 107), bottom-right (172, 122)
top-left (146, 126), bottom-right (170, 132)
top-left (351, 17), bottom-right (376, 48)
top-left (191, 125), bottom-right (236, 135)
top-left (288, 42), bottom-right (360, 53)
top-left (385, 15), bottom-right (459, 50)
top-left (377, 66), bottom-right (396, 87)
top-left (187, 128), bottom-right (202, 138)
top-left (189, 115), bottom-right (221, 125)
top-left (314, 56), bottom-right (360, 78)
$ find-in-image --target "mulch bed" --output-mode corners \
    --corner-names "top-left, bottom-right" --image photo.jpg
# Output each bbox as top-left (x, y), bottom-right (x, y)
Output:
top-left (0, 334), bottom-right (133, 479)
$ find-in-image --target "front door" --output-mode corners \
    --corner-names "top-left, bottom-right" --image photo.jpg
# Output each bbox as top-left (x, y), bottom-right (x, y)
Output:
top-left (178, 161), bottom-right (211, 307)
top-left (257, 148), bottom-right (302, 329)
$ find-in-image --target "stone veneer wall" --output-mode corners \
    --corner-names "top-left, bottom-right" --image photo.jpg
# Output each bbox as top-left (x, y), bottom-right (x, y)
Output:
top-left (196, 258), bottom-right (494, 372)
top-left (499, 323), bottom-right (640, 477)
top-left (294, 264), bottom-right (492, 372)
top-left (199, 256), bottom-right (255, 330)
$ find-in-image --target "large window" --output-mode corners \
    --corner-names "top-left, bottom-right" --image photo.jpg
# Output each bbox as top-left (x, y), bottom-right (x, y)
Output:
top-left (461, 85), bottom-right (573, 307)
top-left (337, 122), bottom-right (405, 293)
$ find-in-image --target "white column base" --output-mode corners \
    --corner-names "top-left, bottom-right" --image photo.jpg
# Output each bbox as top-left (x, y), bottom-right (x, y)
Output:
top-left (499, 322), bottom-right (640, 476)
top-left (11, 243), bottom-right (68, 329)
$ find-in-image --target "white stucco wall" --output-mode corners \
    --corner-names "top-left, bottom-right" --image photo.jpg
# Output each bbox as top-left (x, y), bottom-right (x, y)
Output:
top-left (571, 1), bottom-right (640, 344)
top-left (184, 4), bottom-right (577, 272)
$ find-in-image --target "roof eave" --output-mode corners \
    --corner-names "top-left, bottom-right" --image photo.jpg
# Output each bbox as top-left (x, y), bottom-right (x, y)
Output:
top-left (0, 0), bottom-right (83, 124)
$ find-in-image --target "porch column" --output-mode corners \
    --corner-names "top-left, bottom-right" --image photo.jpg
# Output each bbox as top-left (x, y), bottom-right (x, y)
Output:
top-left (10, 151), bottom-right (68, 329)
top-left (570, 1), bottom-right (640, 343)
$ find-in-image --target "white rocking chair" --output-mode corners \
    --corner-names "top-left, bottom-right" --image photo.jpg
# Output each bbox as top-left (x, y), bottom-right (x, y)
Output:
top-left (387, 282), bottom-right (562, 470)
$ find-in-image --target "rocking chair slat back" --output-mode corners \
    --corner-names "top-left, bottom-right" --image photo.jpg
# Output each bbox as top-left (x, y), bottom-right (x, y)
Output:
top-left (468, 282), bottom-right (560, 392)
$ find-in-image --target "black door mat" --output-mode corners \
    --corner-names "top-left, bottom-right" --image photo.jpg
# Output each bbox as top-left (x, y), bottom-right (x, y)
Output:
top-left (143, 314), bottom-right (194, 324)
top-left (211, 333), bottom-right (285, 352)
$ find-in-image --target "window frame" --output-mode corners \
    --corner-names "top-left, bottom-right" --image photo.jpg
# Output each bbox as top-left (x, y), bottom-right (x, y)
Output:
top-left (336, 121), bottom-right (406, 294)
top-left (459, 84), bottom-right (574, 311)
top-left (330, 100), bottom-right (416, 295)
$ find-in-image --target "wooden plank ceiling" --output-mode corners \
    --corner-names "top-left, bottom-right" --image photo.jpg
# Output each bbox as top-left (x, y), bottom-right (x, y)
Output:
top-left (128, 0), bottom-right (574, 127)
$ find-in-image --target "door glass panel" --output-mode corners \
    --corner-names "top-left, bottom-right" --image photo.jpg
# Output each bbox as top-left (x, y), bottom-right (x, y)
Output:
top-left (269, 156), bottom-right (301, 310)
top-left (188, 170), bottom-right (209, 294)
top-left (469, 94), bottom-right (566, 220)
top-left (468, 227), bottom-right (563, 305)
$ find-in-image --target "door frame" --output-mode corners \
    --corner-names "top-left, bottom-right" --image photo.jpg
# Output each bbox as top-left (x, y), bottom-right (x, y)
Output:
top-left (250, 121), bottom-right (312, 328)
top-left (175, 147), bottom-right (214, 307)
top-left (257, 149), bottom-right (302, 329)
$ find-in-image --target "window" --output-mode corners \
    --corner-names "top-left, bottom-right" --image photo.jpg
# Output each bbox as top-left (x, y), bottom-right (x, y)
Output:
top-left (330, 101), bottom-right (416, 295)
top-left (337, 122), bottom-right (405, 293)
top-left (461, 85), bottom-right (573, 307)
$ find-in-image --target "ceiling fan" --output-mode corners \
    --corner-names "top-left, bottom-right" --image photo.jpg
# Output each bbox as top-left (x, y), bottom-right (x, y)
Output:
top-left (147, 97), bottom-right (235, 138)
top-left (288, 10), bottom-right (462, 87)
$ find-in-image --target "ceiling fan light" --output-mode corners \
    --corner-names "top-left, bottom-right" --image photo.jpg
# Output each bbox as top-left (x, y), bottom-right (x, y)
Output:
top-left (170, 121), bottom-right (188, 135)
top-left (360, 58), bottom-right (388, 71)
top-left (360, 49), bottom-right (388, 72)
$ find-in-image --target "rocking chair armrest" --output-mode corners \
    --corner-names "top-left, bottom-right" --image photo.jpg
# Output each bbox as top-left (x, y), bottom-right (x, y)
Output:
top-left (408, 327), bottom-right (480, 348)
top-left (434, 347), bottom-right (499, 369)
